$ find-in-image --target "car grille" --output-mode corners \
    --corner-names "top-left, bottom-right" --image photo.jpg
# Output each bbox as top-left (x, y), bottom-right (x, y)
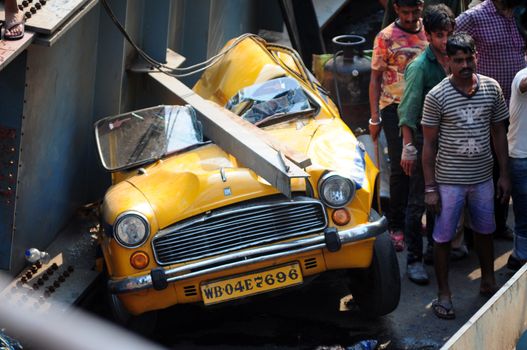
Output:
top-left (152, 196), bottom-right (327, 265)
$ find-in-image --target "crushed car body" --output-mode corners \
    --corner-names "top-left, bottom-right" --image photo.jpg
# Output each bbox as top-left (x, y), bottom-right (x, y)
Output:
top-left (94, 34), bottom-right (400, 320)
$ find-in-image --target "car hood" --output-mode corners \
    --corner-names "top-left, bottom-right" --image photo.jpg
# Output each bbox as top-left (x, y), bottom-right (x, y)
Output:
top-left (121, 116), bottom-right (370, 230)
top-left (264, 116), bottom-right (369, 185)
top-left (123, 143), bottom-right (278, 229)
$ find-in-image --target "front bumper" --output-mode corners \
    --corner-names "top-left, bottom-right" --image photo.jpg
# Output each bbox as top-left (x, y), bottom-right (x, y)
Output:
top-left (108, 215), bottom-right (387, 294)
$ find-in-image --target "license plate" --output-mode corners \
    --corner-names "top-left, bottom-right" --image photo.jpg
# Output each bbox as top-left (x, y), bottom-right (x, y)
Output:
top-left (200, 263), bottom-right (303, 305)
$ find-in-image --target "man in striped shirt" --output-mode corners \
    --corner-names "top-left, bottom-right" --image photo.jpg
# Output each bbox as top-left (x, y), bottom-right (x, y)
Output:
top-left (398, 4), bottom-right (456, 285)
top-left (422, 32), bottom-right (510, 319)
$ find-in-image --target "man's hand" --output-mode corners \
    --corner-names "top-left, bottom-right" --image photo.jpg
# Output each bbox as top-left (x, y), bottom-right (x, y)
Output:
top-left (401, 143), bottom-right (418, 176)
top-left (496, 176), bottom-right (511, 204)
top-left (401, 158), bottom-right (415, 176)
top-left (425, 191), bottom-right (441, 215)
top-left (369, 123), bottom-right (382, 142)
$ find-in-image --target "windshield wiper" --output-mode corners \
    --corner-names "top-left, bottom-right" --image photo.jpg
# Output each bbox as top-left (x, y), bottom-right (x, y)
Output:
top-left (254, 108), bottom-right (316, 127)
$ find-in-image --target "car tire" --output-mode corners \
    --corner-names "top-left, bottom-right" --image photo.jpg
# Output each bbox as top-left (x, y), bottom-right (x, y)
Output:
top-left (347, 217), bottom-right (401, 317)
top-left (101, 261), bottom-right (158, 335)
top-left (107, 286), bottom-right (158, 335)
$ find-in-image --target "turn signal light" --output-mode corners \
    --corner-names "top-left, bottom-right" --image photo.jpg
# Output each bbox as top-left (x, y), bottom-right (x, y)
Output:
top-left (130, 251), bottom-right (150, 270)
top-left (332, 208), bottom-right (351, 226)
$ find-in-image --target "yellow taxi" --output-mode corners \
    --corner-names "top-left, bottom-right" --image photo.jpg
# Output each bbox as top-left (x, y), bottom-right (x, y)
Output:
top-left (94, 34), bottom-right (400, 326)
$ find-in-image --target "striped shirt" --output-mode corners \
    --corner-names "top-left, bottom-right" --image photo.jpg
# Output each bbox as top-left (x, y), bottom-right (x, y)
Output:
top-left (422, 74), bottom-right (508, 184)
top-left (456, 0), bottom-right (527, 105)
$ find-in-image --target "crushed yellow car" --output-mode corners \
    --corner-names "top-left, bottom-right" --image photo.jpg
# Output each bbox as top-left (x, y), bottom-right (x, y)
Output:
top-left (94, 34), bottom-right (400, 325)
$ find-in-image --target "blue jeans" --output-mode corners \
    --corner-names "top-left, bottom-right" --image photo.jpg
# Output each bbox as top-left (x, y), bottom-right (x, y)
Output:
top-left (510, 157), bottom-right (527, 260)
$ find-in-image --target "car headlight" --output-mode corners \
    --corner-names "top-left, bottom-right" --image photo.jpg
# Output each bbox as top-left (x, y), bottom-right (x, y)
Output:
top-left (318, 173), bottom-right (356, 208)
top-left (114, 212), bottom-right (150, 248)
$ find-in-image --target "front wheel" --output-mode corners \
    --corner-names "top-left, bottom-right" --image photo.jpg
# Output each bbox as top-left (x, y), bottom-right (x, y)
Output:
top-left (347, 230), bottom-right (401, 317)
top-left (107, 285), bottom-right (158, 335)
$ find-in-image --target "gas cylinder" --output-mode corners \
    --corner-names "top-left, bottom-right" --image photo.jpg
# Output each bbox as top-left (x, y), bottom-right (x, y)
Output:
top-left (322, 35), bottom-right (371, 133)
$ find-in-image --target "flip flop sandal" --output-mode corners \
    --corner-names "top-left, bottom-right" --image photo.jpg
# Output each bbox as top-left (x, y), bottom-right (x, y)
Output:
top-left (4, 21), bottom-right (25, 40)
top-left (432, 298), bottom-right (456, 320)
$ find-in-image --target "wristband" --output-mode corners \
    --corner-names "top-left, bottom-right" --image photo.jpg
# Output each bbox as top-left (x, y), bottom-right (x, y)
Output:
top-left (402, 143), bottom-right (418, 161)
top-left (369, 117), bottom-right (382, 126)
top-left (424, 183), bottom-right (438, 193)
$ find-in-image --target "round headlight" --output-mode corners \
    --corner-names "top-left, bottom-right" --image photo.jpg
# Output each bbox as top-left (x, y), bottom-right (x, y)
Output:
top-left (318, 173), bottom-right (356, 208)
top-left (114, 212), bottom-right (149, 248)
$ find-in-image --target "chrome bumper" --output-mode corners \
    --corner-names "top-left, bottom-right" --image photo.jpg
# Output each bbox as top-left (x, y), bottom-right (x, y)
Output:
top-left (108, 215), bottom-right (387, 294)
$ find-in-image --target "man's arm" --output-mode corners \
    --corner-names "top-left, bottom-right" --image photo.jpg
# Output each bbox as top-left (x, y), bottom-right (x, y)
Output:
top-left (491, 121), bottom-right (511, 204)
top-left (401, 126), bottom-right (413, 147)
top-left (519, 76), bottom-right (527, 93)
top-left (422, 125), bottom-right (441, 214)
top-left (369, 69), bottom-right (384, 141)
top-left (400, 125), bottom-right (418, 176)
top-left (398, 62), bottom-right (425, 175)
top-left (422, 125), bottom-right (438, 185)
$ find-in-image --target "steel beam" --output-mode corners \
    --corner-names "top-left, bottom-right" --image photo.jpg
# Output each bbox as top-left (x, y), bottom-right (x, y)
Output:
top-left (142, 0), bottom-right (170, 63)
top-left (0, 53), bottom-right (27, 270)
top-left (10, 8), bottom-right (100, 275)
top-left (93, 0), bottom-right (127, 117)
top-left (278, 0), bottom-right (325, 69)
top-left (147, 72), bottom-right (309, 198)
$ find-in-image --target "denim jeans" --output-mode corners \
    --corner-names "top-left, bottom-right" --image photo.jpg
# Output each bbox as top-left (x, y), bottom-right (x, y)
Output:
top-left (381, 104), bottom-right (409, 232)
top-left (493, 134), bottom-right (510, 232)
top-left (510, 157), bottom-right (527, 260)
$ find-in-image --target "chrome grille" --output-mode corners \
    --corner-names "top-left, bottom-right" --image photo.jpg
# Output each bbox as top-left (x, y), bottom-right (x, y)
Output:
top-left (152, 197), bottom-right (327, 265)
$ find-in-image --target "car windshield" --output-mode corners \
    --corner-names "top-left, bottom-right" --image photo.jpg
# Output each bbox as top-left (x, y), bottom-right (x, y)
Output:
top-left (95, 105), bottom-right (204, 171)
top-left (225, 77), bottom-right (313, 126)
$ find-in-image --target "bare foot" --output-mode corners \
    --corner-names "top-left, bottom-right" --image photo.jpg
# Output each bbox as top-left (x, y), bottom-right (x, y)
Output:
top-left (4, 10), bottom-right (25, 40)
top-left (480, 282), bottom-right (499, 297)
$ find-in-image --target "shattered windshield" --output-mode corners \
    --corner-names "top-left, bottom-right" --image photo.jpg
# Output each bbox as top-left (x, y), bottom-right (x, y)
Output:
top-left (95, 105), bottom-right (204, 171)
top-left (225, 77), bottom-right (313, 126)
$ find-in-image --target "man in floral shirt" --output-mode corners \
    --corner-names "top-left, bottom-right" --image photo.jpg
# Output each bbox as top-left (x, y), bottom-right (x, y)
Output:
top-left (369, 0), bottom-right (428, 251)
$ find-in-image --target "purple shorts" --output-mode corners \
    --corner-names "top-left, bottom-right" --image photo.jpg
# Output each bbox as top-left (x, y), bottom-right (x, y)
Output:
top-left (433, 179), bottom-right (495, 243)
